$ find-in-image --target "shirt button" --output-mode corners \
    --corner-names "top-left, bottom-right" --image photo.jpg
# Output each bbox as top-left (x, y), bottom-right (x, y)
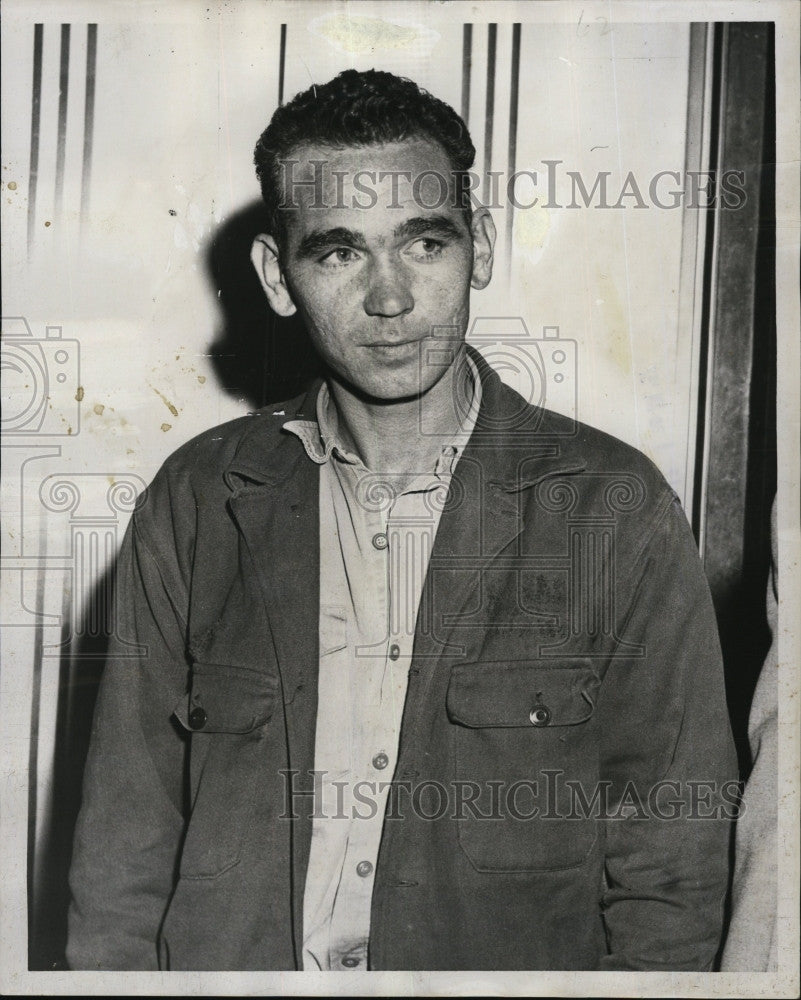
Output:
top-left (188, 706), bottom-right (207, 730)
top-left (372, 532), bottom-right (388, 550)
top-left (372, 752), bottom-right (389, 770)
top-left (356, 860), bottom-right (373, 878)
top-left (341, 956), bottom-right (360, 968)
top-left (388, 644), bottom-right (400, 661)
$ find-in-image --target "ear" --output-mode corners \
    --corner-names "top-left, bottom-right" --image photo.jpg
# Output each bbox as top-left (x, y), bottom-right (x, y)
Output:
top-left (469, 208), bottom-right (496, 290)
top-left (250, 234), bottom-right (297, 317)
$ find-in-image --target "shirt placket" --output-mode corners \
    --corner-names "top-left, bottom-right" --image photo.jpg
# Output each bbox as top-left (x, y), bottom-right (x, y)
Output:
top-left (299, 373), bottom-right (479, 971)
top-left (327, 471), bottom-right (394, 970)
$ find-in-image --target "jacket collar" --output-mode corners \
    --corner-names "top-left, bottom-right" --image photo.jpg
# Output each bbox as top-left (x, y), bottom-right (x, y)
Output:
top-left (222, 344), bottom-right (584, 493)
top-left (221, 382), bottom-right (319, 490)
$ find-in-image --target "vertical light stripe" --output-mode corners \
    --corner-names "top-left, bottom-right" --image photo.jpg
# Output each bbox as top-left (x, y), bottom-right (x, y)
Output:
top-left (468, 24), bottom-right (488, 193)
top-left (62, 24), bottom-right (87, 259)
top-left (482, 24), bottom-right (497, 204)
top-left (693, 23), bottom-right (725, 551)
top-left (676, 24), bottom-right (713, 517)
top-left (491, 24), bottom-right (512, 279)
top-left (505, 24), bottom-right (522, 264)
top-left (54, 24), bottom-right (71, 223)
top-left (607, 24), bottom-right (642, 451)
top-left (80, 24), bottom-right (97, 234)
top-left (27, 24), bottom-right (43, 254)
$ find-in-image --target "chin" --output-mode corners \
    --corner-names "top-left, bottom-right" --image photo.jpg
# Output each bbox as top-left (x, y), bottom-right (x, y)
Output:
top-left (339, 375), bottom-right (430, 405)
top-left (361, 385), bottom-right (425, 404)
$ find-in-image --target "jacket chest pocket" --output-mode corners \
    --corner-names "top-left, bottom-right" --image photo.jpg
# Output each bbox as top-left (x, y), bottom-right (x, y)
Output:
top-left (446, 661), bottom-right (600, 873)
top-left (173, 663), bottom-right (279, 878)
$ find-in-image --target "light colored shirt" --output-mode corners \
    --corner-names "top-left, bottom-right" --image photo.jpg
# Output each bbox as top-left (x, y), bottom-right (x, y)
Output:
top-left (283, 351), bottom-right (481, 972)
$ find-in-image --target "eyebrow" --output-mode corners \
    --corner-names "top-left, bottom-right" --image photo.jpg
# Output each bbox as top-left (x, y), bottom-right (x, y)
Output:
top-left (393, 214), bottom-right (466, 243)
top-left (294, 214), bottom-right (467, 260)
top-left (295, 227), bottom-right (369, 260)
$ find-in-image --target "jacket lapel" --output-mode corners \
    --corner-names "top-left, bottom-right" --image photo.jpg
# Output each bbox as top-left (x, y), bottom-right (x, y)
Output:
top-left (413, 457), bottom-right (521, 662)
top-left (414, 361), bottom-right (585, 663)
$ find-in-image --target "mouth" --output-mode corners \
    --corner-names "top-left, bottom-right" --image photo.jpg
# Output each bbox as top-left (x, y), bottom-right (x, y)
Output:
top-left (363, 338), bottom-right (421, 349)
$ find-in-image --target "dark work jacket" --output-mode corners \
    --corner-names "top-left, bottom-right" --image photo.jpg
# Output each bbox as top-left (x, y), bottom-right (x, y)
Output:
top-left (67, 358), bottom-right (737, 971)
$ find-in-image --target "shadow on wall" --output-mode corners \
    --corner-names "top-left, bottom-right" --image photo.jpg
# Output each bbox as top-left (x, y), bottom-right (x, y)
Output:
top-left (28, 569), bottom-right (111, 971)
top-left (205, 199), bottom-right (322, 408)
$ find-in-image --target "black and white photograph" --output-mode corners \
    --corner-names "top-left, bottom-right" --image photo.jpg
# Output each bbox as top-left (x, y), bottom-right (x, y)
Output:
top-left (1, 0), bottom-right (798, 995)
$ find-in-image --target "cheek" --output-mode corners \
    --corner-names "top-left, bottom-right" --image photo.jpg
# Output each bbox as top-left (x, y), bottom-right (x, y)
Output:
top-left (293, 285), bottom-right (353, 344)
top-left (419, 270), bottom-right (471, 321)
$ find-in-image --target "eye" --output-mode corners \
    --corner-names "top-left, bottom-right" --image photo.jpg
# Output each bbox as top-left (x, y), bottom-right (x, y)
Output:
top-left (320, 247), bottom-right (360, 265)
top-left (407, 237), bottom-right (445, 259)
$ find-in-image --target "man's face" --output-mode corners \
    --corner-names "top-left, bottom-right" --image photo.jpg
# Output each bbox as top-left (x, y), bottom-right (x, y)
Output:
top-left (252, 138), bottom-right (495, 402)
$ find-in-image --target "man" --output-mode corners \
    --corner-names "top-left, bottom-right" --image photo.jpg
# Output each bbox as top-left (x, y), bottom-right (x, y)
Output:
top-left (67, 69), bottom-right (737, 972)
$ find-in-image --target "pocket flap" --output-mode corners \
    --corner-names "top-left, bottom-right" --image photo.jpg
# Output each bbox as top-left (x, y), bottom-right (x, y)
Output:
top-left (446, 662), bottom-right (599, 729)
top-left (173, 663), bottom-right (279, 734)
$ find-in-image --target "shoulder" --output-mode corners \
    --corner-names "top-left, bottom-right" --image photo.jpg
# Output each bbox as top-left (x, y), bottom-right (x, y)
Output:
top-left (133, 389), bottom-right (313, 530)
top-left (546, 405), bottom-right (672, 492)
top-left (158, 411), bottom-right (280, 480)
top-left (486, 372), bottom-right (677, 507)
top-left (483, 378), bottom-right (687, 565)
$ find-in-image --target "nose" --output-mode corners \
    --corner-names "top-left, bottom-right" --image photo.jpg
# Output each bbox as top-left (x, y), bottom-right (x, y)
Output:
top-left (363, 261), bottom-right (414, 318)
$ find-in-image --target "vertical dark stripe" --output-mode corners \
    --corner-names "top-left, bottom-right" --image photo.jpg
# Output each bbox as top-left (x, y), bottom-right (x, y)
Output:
top-left (54, 24), bottom-right (71, 222)
top-left (505, 23), bottom-right (522, 263)
top-left (80, 24), bottom-right (97, 233)
top-left (691, 23), bottom-right (724, 542)
top-left (461, 24), bottom-right (472, 124)
top-left (278, 24), bottom-right (287, 106)
top-left (482, 24), bottom-right (497, 204)
top-left (27, 24), bottom-right (44, 254)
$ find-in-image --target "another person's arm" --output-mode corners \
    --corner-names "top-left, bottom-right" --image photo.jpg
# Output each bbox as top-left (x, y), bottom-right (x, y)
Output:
top-left (720, 496), bottom-right (778, 971)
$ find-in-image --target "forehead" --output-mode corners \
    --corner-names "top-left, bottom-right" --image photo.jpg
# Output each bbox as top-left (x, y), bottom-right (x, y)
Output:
top-left (276, 137), bottom-right (464, 239)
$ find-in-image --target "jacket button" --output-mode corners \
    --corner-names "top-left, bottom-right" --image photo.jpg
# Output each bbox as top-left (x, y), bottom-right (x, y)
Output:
top-left (356, 860), bottom-right (373, 878)
top-left (372, 752), bottom-right (389, 770)
top-left (341, 956), bottom-right (360, 968)
top-left (372, 532), bottom-right (388, 550)
top-left (388, 644), bottom-right (400, 661)
top-left (189, 706), bottom-right (208, 730)
top-left (529, 705), bottom-right (551, 727)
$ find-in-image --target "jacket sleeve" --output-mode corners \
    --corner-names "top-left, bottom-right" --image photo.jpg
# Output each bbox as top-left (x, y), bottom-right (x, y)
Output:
top-left (597, 493), bottom-right (738, 970)
top-left (66, 498), bottom-right (190, 970)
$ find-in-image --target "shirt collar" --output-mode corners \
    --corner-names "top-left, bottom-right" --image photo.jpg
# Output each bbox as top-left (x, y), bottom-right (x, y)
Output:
top-left (284, 349), bottom-right (483, 473)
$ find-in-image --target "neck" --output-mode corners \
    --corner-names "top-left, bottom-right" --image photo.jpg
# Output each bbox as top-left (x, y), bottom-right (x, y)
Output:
top-left (327, 348), bottom-right (472, 474)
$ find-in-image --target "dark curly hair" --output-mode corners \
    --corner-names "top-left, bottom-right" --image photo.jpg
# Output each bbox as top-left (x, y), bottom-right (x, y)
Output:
top-left (254, 69), bottom-right (476, 245)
